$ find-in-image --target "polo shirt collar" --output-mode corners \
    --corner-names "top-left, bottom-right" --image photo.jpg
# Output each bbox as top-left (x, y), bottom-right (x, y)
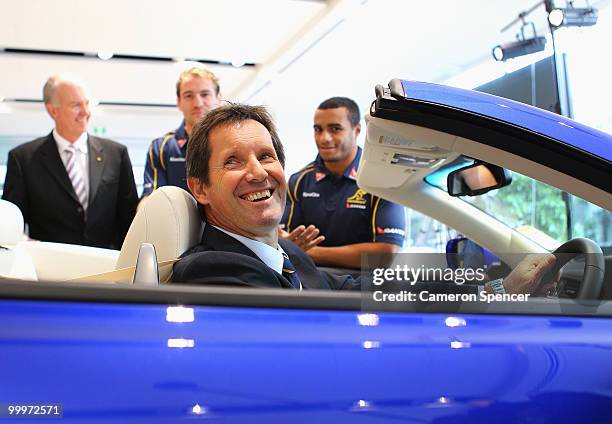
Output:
top-left (314, 146), bottom-right (362, 182)
top-left (176, 121), bottom-right (188, 149)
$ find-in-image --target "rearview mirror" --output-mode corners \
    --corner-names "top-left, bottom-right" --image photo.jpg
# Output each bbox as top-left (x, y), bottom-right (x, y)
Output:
top-left (447, 162), bottom-right (512, 196)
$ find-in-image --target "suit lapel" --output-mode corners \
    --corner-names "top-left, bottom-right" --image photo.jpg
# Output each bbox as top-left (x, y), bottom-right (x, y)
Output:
top-left (88, 135), bottom-right (104, 206)
top-left (39, 133), bottom-right (79, 204)
top-left (203, 225), bottom-right (299, 289)
top-left (203, 225), bottom-right (262, 262)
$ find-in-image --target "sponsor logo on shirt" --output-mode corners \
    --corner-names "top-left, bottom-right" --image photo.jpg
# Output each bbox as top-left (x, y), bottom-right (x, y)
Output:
top-left (169, 157), bottom-right (186, 162)
top-left (348, 167), bottom-right (358, 180)
top-left (346, 203), bottom-right (367, 209)
top-left (302, 192), bottom-right (320, 198)
top-left (376, 226), bottom-right (406, 236)
top-left (315, 172), bottom-right (326, 182)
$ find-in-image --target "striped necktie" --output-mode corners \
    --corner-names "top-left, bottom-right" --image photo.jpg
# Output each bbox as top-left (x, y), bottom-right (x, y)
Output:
top-left (65, 145), bottom-right (88, 209)
top-left (282, 253), bottom-right (302, 289)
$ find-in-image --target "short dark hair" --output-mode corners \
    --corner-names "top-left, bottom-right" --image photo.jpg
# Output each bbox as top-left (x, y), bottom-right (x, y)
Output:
top-left (187, 104), bottom-right (286, 185)
top-left (317, 97), bottom-right (360, 127)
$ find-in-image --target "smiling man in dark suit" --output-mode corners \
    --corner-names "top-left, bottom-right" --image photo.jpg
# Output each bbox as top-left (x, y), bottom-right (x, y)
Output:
top-left (172, 104), bottom-right (356, 290)
top-left (2, 75), bottom-right (138, 249)
top-left (172, 104), bottom-right (556, 295)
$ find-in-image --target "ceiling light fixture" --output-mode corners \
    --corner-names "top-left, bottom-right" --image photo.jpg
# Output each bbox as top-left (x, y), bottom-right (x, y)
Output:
top-left (547, 6), bottom-right (598, 28)
top-left (97, 51), bottom-right (114, 60)
top-left (492, 20), bottom-right (546, 62)
top-left (492, 36), bottom-right (547, 61)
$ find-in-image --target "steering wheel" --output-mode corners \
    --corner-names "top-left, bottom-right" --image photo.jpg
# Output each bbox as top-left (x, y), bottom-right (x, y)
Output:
top-left (539, 238), bottom-right (605, 300)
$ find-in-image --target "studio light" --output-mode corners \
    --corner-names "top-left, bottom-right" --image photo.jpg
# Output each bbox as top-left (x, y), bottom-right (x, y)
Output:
top-left (492, 36), bottom-right (546, 61)
top-left (548, 6), bottom-right (598, 28)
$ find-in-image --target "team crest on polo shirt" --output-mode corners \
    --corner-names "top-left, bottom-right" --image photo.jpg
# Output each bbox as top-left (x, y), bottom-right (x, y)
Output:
top-left (348, 167), bottom-right (358, 180)
top-left (315, 172), bottom-right (326, 182)
top-left (346, 189), bottom-right (368, 209)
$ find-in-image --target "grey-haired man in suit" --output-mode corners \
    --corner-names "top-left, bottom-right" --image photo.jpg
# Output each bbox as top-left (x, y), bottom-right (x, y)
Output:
top-left (2, 75), bottom-right (138, 249)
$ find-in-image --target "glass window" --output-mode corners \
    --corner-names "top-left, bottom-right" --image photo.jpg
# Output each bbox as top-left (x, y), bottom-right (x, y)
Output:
top-left (428, 166), bottom-right (611, 252)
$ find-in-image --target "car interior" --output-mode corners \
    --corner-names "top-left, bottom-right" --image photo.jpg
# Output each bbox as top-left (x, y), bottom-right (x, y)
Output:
top-left (0, 186), bottom-right (200, 285)
top-left (358, 109), bottom-right (611, 300)
top-left (1, 104), bottom-right (610, 301)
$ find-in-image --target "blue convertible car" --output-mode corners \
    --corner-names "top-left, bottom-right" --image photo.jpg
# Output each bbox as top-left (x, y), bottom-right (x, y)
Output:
top-left (0, 80), bottom-right (610, 423)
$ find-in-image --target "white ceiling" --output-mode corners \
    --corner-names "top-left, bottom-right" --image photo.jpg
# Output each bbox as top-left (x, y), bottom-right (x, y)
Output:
top-left (0, 0), bottom-right (327, 63)
top-left (4, 0), bottom-right (607, 102)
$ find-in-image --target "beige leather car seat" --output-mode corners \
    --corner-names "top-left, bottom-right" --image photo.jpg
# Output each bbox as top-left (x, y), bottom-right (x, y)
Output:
top-left (0, 199), bottom-right (37, 280)
top-left (70, 187), bottom-right (203, 284)
top-left (113, 186), bottom-right (203, 283)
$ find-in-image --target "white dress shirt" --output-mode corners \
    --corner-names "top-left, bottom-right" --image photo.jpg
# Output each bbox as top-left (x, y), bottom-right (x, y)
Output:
top-left (53, 129), bottom-right (90, 205)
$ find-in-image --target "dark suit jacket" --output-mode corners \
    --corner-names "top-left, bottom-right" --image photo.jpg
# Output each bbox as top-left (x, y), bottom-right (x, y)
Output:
top-left (172, 224), bottom-right (360, 290)
top-left (173, 225), bottom-right (483, 295)
top-left (2, 132), bottom-right (138, 249)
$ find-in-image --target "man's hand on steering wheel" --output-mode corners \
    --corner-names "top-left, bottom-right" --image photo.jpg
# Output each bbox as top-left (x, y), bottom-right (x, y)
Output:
top-left (503, 253), bottom-right (560, 295)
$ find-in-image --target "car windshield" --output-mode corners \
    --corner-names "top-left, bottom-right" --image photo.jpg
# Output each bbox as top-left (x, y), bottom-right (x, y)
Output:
top-left (426, 162), bottom-right (612, 253)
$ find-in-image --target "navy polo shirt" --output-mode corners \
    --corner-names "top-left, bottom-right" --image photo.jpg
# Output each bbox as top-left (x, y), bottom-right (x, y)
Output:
top-left (281, 147), bottom-right (406, 247)
top-left (142, 122), bottom-right (189, 197)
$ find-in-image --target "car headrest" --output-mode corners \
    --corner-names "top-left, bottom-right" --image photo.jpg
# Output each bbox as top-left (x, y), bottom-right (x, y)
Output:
top-left (0, 200), bottom-right (24, 245)
top-left (115, 187), bottom-right (204, 270)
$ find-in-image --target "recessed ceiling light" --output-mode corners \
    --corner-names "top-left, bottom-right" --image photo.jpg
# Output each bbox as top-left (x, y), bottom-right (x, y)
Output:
top-left (97, 51), bottom-right (114, 61)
